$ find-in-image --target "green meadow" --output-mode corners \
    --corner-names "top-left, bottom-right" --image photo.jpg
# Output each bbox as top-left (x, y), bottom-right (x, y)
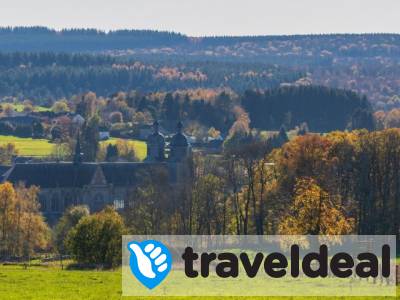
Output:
top-left (0, 135), bottom-right (55, 156)
top-left (1, 102), bottom-right (51, 112)
top-left (100, 138), bottom-right (147, 161)
top-left (0, 265), bottom-right (398, 300)
top-left (0, 136), bottom-right (147, 160)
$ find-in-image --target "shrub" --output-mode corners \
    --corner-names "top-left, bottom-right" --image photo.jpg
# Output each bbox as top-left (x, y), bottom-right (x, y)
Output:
top-left (66, 207), bottom-right (127, 268)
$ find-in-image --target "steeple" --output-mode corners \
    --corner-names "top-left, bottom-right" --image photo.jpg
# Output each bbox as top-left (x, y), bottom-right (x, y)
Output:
top-left (169, 121), bottom-right (189, 162)
top-left (153, 120), bottom-right (160, 133)
top-left (176, 121), bottom-right (183, 133)
top-left (145, 120), bottom-right (165, 162)
top-left (73, 132), bottom-right (83, 165)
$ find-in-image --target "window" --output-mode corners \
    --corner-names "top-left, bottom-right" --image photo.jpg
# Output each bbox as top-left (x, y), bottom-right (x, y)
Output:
top-left (40, 196), bottom-right (47, 211)
top-left (114, 199), bottom-right (124, 210)
top-left (51, 195), bottom-right (59, 212)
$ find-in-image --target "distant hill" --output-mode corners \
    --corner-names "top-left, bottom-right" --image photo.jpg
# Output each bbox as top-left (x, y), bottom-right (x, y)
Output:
top-left (0, 27), bottom-right (399, 106)
top-left (0, 27), bottom-right (188, 52)
top-left (0, 52), bottom-right (300, 101)
top-left (0, 27), bottom-right (399, 59)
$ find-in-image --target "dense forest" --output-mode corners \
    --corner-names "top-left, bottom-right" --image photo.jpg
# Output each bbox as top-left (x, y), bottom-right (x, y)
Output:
top-left (62, 86), bottom-right (376, 135)
top-left (130, 86), bottom-right (373, 133)
top-left (1, 27), bottom-right (399, 58)
top-left (0, 27), bottom-right (399, 107)
top-left (0, 52), bottom-right (300, 101)
top-left (242, 86), bottom-right (374, 132)
top-left (0, 27), bottom-right (188, 52)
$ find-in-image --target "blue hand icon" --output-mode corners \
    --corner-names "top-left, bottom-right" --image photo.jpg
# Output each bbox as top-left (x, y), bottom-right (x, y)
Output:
top-left (127, 240), bottom-right (172, 289)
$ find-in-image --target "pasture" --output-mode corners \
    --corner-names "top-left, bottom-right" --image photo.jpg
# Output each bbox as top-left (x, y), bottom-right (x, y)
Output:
top-left (0, 136), bottom-right (147, 161)
top-left (0, 264), bottom-right (398, 300)
top-left (0, 102), bottom-right (51, 112)
top-left (0, 135), bottom-right (55, 156)
top-left (100, 138), bottom-right (147, 161)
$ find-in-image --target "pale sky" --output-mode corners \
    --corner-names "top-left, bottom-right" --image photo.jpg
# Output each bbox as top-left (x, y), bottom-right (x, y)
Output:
top-left (0, 0), bottom-right (399, 36)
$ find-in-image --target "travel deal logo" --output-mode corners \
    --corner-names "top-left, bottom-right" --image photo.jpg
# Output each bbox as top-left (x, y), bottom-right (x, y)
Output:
top-left (127, 240), bottom-right (172, 289)
top-left (123, 235), bottom-right (397, 297)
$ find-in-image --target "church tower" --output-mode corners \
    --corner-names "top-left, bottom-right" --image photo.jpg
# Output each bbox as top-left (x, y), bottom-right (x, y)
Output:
top-left (168, 121), bottom-right (192, 186)
top-left (169, 121), bottom-right (190, 162)
top-left (146, 121), bottom-right (165, 162)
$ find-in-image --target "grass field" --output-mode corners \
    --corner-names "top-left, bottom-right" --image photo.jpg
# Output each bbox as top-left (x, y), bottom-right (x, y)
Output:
top-left (0, 135), bottom-right (55, 156)
top-left (0, 136), bottom-right (147, 160)
top-left (1, 102), bottom-right (50, 112)
top-left (100, 138), bottom-right (147, 161)
top-left (0, 265), bottom-right (397, 300)
top-left (259, 129), bottom-right (299, 141)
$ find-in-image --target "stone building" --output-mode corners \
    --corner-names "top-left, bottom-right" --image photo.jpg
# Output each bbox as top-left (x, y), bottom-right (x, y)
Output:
top-left (2, 121), bottom-right (191, 225)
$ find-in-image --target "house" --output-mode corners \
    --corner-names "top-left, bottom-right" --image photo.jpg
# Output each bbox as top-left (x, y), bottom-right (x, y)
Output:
top-left (137, 123), bottom-right (167, 140)
top-left (99, 131), bottom-right (110, 140)
top-left (0, 115), bottom-right (41, 127)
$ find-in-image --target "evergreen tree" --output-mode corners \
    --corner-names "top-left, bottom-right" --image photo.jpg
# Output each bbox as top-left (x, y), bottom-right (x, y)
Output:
top-left (81, 115), bottom-right (100, 161)
top-left (105, 144), bottom-right (119, 162)
top-left (32, 121), bottom-right (44, 138)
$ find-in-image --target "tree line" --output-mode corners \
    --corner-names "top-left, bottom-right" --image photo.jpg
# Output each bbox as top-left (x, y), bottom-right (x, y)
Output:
top-left (0, 27), bottom-right (187, 52)
top-left (242, 86), bottom-right (374, 132)
top-left (1, 27), bottom-right (399, 59)
top-left (0, 52), bottom-right (298, 101)
top-left (1, 128), bottom-right (399, 267)
top-left (0, 181), bottom-right (125, 268)
top-left (123, 129), bottom-right (400, 251)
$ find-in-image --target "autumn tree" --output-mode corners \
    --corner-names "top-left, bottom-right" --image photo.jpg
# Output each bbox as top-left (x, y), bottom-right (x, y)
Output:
top-left (0, 182), bottom-right (15, 257)
top-left (223, 132), bottom-right (272, 234)
top-left (191, 174), bottom-right (226, 234)
top-left (109, 111), bottom-right (123, 124)
top-left (66, 206), bottom-right (126, 268)
top-left (76, 92), bottom-right (97, 119)
top-left (268, 130), bottom-right (399, 249)
top-left (0, 182), bottom-right (50, 260)
top-left (0, 143), bottom-right (18, 165)
top-left (54, 205), bottom-right (90, 256)
top-left (114, 139), bottom-right (136, 161)
top-left (124, 167), bottom-right (173, 234)
top-left (15, 184), bottom-right (50, 260)
top-left (97, 140), bottom-right (136, 162)
top-left (279, 177), bottom-right (355, 235)
top-left (51, 100), bottom-right (69, 113)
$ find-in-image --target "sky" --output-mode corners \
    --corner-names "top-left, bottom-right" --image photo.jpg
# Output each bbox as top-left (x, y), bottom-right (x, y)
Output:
top-left (0, 0), bottom-right (399, 36)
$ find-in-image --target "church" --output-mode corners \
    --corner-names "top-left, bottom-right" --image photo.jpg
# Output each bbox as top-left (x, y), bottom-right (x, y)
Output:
top-left (2, 121), bottom-right (191, 225)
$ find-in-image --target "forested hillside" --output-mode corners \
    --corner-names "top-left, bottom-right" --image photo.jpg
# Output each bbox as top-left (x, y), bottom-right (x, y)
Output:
top-left (0, 52), bottom-right (300, 101)
top-left (242, 86), bottom-right (374, 132)
top-left (0, 27), bottom-right (188, 52)
top-left (1, 27), bottom-right (399, 58)
top-left (0, 27), bottom-right (399, 107)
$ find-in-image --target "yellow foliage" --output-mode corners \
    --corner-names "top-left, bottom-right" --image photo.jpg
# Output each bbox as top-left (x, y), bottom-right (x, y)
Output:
top-left (278, 177), bottom-right (354, 235)
top-left (0, 182), bottom-right (50, 258)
